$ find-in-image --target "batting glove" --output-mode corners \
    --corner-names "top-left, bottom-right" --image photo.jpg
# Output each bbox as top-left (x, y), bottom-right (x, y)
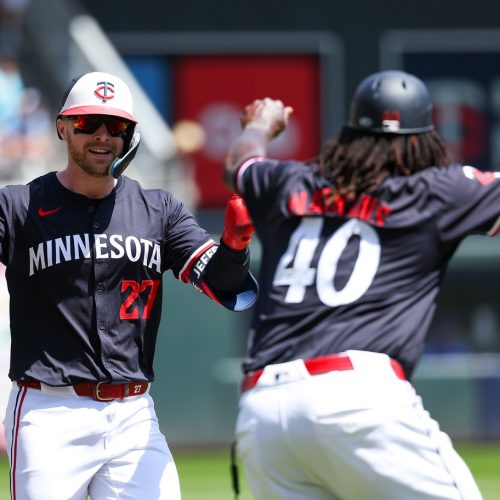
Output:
top-left (221, 194), bottom-right (254, 251)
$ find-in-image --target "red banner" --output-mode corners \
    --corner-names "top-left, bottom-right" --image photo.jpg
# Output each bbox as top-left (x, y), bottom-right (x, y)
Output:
top-left (174, 55), bottom-right (321, 208)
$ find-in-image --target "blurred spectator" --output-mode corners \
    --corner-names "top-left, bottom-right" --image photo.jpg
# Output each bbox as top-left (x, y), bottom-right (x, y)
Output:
top-left (0, 54), bottom-right (23, 125)
top-left (8, 87), bottom-right (53, 178)
top-left (0, 56), bottom-right (53, 182)
top-left (0, 0), bottom-right (31, 59)
top-left (0, 54), bottom-right (24, 179)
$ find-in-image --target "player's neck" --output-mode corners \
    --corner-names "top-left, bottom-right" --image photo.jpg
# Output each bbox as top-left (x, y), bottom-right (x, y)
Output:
top-left (56, 169), bottom-right (117, 199)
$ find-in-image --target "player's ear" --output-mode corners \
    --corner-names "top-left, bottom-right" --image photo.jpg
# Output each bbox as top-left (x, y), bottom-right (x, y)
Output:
top-left (56, 116), bottom-right (67, 141)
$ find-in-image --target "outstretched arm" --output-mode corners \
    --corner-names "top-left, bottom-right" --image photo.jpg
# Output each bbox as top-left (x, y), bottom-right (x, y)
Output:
top-left (179, 194), bottom-right (258, 311)
top-left (224, 98), bottom-right (293, 192)
top-left (204, 194), bottom-right (254, 293)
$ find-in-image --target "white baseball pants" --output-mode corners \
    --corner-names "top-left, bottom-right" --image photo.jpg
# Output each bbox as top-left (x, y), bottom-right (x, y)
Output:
top-left (4, 383), bottom-right (181, 499)
top-left (235, 350), bottom-right (483, 500)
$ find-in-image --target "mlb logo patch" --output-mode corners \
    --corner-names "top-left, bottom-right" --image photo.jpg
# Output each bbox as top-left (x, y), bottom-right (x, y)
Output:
top-left (462, 165), bottom-right (499, 186)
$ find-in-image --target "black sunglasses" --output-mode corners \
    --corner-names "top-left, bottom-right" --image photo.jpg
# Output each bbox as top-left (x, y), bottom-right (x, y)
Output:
top-left (66, 115), bottom-right (132, 137)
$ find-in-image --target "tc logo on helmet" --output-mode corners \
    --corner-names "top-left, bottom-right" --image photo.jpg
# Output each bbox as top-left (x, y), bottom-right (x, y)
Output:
top-left (94, 82), bottom-right (115, 103)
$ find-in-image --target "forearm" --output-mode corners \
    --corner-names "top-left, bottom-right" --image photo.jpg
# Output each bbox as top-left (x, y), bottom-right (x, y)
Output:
top-left (202, 193), bottom-right (254, 292)
top-left (204, 242), bottom-right (250, 293)
top-left (224, 98), bottom-right (293, 191)
top-left (224, 127), bottom-right (270, 191)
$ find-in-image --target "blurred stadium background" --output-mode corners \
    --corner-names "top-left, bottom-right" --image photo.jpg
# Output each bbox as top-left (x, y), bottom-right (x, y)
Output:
top-left (1, 0), bottom-right (500, 456)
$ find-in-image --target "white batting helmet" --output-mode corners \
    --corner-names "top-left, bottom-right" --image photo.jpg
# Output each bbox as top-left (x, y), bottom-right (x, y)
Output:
top-left (58, 71), bottom-right (137, 123)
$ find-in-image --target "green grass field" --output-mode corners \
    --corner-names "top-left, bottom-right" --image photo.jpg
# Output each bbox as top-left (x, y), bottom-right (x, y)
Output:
top-left (0, 444), bottom-right (498, 499)
top-left (173, 445), bottom-right (500, 500)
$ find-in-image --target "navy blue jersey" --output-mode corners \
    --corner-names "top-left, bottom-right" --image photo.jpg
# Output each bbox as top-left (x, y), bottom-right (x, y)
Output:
top-left (0, 172), bottom-right (219, 385)
top-left (237, 158), bottom-right (500, 377)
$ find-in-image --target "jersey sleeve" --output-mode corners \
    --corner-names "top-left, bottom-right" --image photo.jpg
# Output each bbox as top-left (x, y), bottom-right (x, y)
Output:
top-left (236, 156), bottom-right (304, 225)
top-left (0, 187), bottom-right (14, 265)
top-left (162, 193), bottom-right (214, 276)
top-left (435, 165), bottom-right (500, 241)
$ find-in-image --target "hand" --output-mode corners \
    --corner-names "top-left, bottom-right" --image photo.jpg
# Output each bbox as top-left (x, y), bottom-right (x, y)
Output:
top-left (240, 98), bottom-right (294, 139)
top-left (221, 194), bottom-right (254, 251)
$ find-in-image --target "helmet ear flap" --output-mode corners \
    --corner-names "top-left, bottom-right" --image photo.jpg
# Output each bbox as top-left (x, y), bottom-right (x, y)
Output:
top-left (121, 123), bottom-right (136, 152)
top-left (109, 129), bottom-right (141, 178)
top-left (348, 70), bottom-right (434, 134)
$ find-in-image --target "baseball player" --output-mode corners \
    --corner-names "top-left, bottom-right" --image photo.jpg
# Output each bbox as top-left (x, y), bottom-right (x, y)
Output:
top-left (224, 70), bottom-right (490, 499)
top-left (1, 71), bottom-right (257, 499)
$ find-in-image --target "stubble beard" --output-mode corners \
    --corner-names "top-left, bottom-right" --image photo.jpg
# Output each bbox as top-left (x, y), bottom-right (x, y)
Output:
top-left (67, 140), bottom-right (115, 178)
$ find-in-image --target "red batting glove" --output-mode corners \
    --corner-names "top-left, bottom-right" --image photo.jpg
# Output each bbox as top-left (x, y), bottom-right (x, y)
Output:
top-left (221, 194), bottom-right (254, 251)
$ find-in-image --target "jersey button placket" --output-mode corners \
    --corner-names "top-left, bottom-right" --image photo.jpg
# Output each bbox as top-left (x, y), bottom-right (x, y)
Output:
top-left (91, 213), bottom-right (109, 373)
top-left (94, 271), bottom-right (110, 373)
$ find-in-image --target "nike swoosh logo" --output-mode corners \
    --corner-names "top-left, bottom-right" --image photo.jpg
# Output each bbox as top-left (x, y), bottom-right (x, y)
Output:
top-left (38, 207), bottom-right (61, 217)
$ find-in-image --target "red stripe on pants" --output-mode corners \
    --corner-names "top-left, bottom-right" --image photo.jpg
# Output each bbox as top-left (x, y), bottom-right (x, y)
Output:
top-left (11, 386), bottom-right (27, 500)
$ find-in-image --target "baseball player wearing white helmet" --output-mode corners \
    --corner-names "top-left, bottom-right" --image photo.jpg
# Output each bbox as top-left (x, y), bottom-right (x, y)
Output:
top-left (2, 71), bottom-right (257, 499)
top-left (224, 71), bottom-right (487, 499)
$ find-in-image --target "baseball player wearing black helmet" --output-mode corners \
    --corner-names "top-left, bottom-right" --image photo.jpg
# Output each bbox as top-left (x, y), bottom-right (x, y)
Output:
top-left (224, 70), bottom-right (487, 499)
top-left (2, 71), bottom-right (257, 499)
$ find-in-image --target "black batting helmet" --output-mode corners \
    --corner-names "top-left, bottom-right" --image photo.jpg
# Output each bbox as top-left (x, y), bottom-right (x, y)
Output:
top-left (347, 70), bottom-right (434, 134)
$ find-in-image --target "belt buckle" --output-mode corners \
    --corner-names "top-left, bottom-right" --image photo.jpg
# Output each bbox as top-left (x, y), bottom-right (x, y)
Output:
top-left (94, 382), bottom-right (115, 401)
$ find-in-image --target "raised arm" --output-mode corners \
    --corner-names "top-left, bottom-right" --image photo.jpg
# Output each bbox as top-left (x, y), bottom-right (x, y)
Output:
top-left (223, 98), bottom-right (293, 192)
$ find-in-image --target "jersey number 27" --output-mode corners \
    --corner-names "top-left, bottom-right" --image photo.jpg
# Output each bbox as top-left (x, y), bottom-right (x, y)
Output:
top-left (273, 218), bottom-right (380, 306)
top-left (120, 279), bottom-right (161, 319)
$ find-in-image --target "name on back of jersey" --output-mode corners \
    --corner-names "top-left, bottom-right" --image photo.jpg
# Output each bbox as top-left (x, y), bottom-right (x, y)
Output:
top-left (288, 188), bottom-right (391, 226)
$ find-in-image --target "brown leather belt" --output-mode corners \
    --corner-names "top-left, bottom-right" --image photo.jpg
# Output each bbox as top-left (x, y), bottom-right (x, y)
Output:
top-left (240, 354), bottom-right (406, 393)
top-left (17, 380), bottom-right (149, 401)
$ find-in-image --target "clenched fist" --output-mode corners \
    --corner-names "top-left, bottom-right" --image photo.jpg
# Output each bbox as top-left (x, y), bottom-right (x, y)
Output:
top-left (240, 98), bottom-right (294, 139)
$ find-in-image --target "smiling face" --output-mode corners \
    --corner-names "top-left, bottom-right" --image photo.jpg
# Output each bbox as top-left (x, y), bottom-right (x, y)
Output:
top-left (57, 116), bottom-right (125, 178)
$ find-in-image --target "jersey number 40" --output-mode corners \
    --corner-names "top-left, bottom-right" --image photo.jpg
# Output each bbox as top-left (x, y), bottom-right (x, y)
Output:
top-left (273, 218), bottom-right (380, 306)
